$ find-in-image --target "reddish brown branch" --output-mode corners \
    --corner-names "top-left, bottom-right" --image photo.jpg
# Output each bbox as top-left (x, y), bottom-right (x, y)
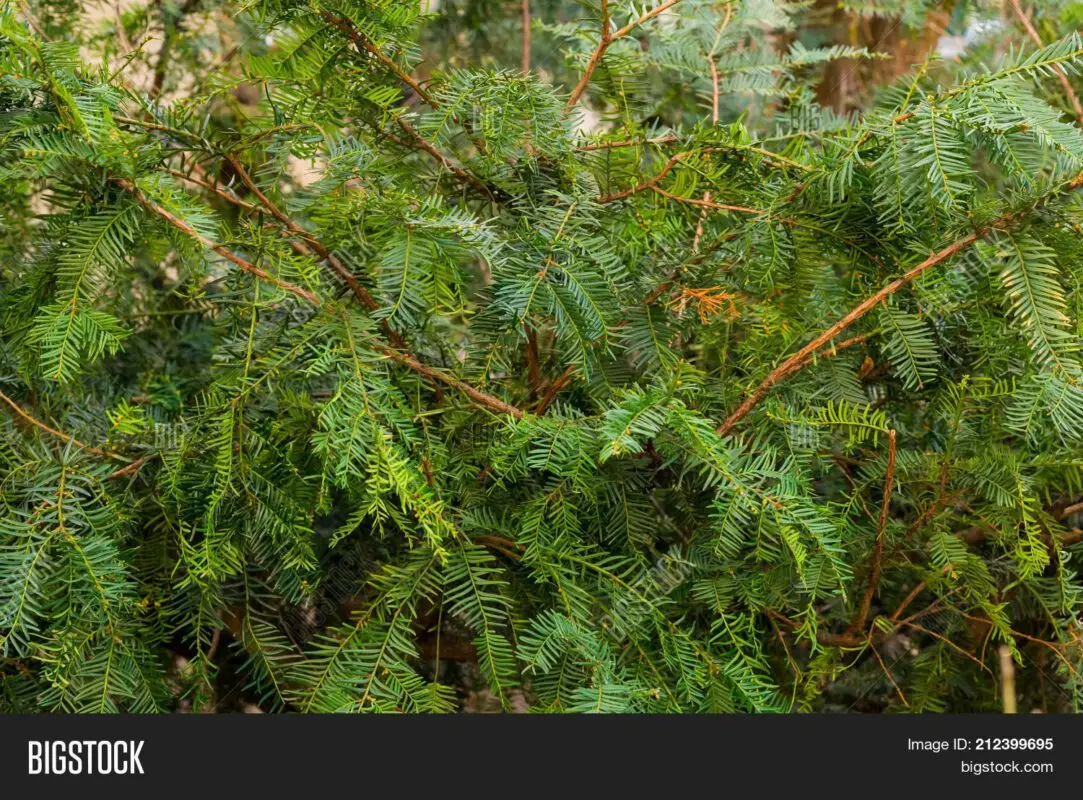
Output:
top-left (596, 151), bottom-right (691, 203)
top-left (222, 156), bottom-right (399, 334)
top-left (651, 185), bottom-right (777, 218)
top-left (579, 135), bottom-right (679, 151)
top-left (889, 564), bottom-right (954, 622)
top-left (565, 0), bottom-right (686, 110)
top-left (715, 232), bottom-right (984, 436)
top-left (167, 167), bottom-right (258, 212)
top-left (322, 11), bottom-right (490, 157)
top-left (174, 159), bottom-right (407, 349)
top-left (534, 366), bottom-right (575, 415)
top-left (394, 117), bottom-right (495, 199)
top-left (850, 429), bottom-right (897, 634)
top-left (870, 640), bottom-right (909, 707)
top-left (381, 350), bottom-right (524, 419)
top-left (1009, 0), bottom-right (1083, 126)
top-left (320, 10), bottom-right (437, 107)
top-left (120, 180), bottom-right (525, 419)
top-left (117, 178), bottom-right (322, 305)
top-left (0, 389), bottom-right (119, 459)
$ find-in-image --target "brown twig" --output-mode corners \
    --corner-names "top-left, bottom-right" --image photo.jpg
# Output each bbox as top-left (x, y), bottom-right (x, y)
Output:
top-left (650, 185), bottom-right (778, 218)
top-left (223, 156), bottom-right (392, 314)
top-left (0, 388), bottom-right (153, 481)
top-left (381, 350), bottom-right (525, 419)
top-left (595, 141), bottom-right (810, 205)
top-left (534, 365), bottom-right (575, 415)
top-left (322, 11), bottom-right (491, 158)
top-left (0, 389), bottom-right (119, 460)
top-left (889, 564), bottom-right (954, 622)
top-left (120, 179), bottom-right (525, 419)
top-left (320, 10), bottom-right (436, 107)
top-left (565, 0), bottom-right (686, 110)
top-left (850, 429), bottom-right (897, 634)
top-left (596, 151), bottom-right (691, 203)
top-left (394, 117), bottom-right (495, 199)
top-left (167, 167), bottom-right (258, 212)
top-left (709, 57), bottom-right (720, 126)
top-left (117, 178), bottom-right (322, 304)
top-left (1060, 501), bottom-right (1083, 518)
top-left (716, 233), bottom-right (986, 436)
top-left (1009, 0), bottom-right (1083, 126)
top-left (869, 639), bottom-right (909, 707)
top-left (169, 161), bottom-right (408, 349)
top-left (579, 135), bottom-right (679, 151)
top-left (106, 455), bottom-right (156, 480)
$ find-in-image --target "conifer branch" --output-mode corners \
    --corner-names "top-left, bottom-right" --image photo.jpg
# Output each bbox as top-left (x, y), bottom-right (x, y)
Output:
top-left (118, 179), bottom-right (523, 417)
top-left (393, 117), bottom-right (496, 199)
top-left (596, 151), bottom-right (690, 202)
top-left (319, 10), bottom-right (437, 108)
top-left (850, 429), bottom-right (897, 634)
top-left (223, 155), bottom-right (381, 312)
top-left (715, 170), bottom-right (1083, 436)
top-left (1009, 0), bottom-right (1083, 126)
top-left (579, 135), bottom-right (679, 150)
top-left (116, 179), bottom-right (323, 305)
top-left (0, 389), bottom-right (119, 459)
top-left (565, 0), bottom-right (688, 110)
top-left (380, 350), bottom-right (525, 419)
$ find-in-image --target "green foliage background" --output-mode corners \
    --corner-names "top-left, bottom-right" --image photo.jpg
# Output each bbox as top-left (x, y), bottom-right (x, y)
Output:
top-left (1, 0), bottom-right (1082, 713)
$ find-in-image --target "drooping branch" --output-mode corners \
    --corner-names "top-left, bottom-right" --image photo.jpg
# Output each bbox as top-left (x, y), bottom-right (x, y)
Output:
top-left (117, 178), bottom-right (322, 304)
top-left (534, 365), bottom-right (575, 415)
top-left (120, 180), bottom-right (315, 302)
top-left (321, 10), bottom-right (492, 159)
top-left (393, 117), bottom-right (496, 200)
top-left (224, 157), bottom-right (376, 308)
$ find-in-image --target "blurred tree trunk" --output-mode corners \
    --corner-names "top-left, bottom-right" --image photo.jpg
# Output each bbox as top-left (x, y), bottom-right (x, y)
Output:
top-left (815, 2), bottom-right (955, 113)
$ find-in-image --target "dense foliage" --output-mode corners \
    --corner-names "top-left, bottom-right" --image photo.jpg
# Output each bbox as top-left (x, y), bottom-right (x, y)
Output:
top-left (1, 0), bottom-right (1082, 713)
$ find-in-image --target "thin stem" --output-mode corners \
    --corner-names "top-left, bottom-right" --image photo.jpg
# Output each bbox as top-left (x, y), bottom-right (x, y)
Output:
top-left (715, 169), bottom-right (1083, 436)
top-left (850, 429), bottom-right (897, 633)
top-left (1009, 0), bottom-right (1083, 126)
top-left (118, 179), bottom-right (526, 419)
top-left (224, 155), bottom-right (382, 313)
top-left (320, 10), bottom-right (436, 107)
top-left (117, 178), bottom-right (321, 304)
top-left (0, 389), bottom-right (124, 461)
top-left (564, 0), bottom-right (687, 110)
